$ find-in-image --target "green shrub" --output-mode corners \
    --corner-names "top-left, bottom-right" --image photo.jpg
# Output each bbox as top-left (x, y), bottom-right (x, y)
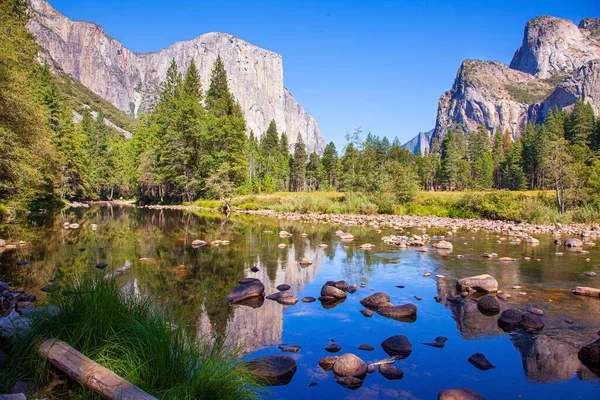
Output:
top-left (0, 275), bottom-right (259, 399)
top-left (570, 204), bottom-right (600, 223)
top-left (519, 197), bottom-right (561, 224)
top-left (342, 193), bottom-right (378, 215)
top-left (373, 192), bottom-right (397, 214)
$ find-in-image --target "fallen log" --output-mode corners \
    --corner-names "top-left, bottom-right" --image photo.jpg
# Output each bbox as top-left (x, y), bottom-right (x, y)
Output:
top-left (38, 339), bottom-right (157, 400)
top-left (571, 286), bottom-right (600, 298)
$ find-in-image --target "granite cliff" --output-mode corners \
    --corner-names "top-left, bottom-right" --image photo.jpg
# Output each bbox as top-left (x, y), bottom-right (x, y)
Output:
top-left (432, 16), bottom-right (600, 143)
top-left (27, 0), bottom-right (325, 154)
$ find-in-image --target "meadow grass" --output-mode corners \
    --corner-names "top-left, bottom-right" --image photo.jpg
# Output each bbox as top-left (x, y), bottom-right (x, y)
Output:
top-left (184, 190), bottom-right (600, 224)
top-left (0, 275), bottom-right (261, 399)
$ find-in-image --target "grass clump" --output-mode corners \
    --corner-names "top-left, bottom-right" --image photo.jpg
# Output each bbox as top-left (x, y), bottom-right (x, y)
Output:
top-left (0, 275), bottom-right (260, 399)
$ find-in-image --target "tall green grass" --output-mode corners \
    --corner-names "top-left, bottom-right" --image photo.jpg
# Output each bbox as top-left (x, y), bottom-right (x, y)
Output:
top-left (0, 275), bottom-right (260, 399)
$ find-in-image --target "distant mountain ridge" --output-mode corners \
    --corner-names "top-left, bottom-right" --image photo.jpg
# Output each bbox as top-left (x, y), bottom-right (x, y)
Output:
top-left (401, 129), bottom-right (433, 155)
top-left (26, 0), bottom-right (325, 154)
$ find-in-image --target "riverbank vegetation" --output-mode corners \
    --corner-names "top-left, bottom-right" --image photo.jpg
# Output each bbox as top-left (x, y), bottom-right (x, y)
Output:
top-left (1, 1), bottom-right (600, 222)
top-left (0, 275), bottom-right (260, 399)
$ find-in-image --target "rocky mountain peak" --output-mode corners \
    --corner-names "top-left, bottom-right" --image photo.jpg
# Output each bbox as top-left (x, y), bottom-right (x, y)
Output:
top-left (27, 0), bottom-right (325, 154)
top-left (578, 18), bottom-right (600, 32)
top-left (510, 15), bottom-right (600, 79)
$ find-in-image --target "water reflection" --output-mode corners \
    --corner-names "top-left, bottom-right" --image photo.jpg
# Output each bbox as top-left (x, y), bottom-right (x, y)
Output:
top-left (1, 207), bottom-right (599, 399)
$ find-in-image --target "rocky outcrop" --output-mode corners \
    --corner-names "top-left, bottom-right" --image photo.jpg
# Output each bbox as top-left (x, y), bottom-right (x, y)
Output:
top-left (27, 0), bottom-right (325, 154)
top-left (434, 60), bottom-right (553, 139)
top-left (433, 16), bottom-right (600, 143)
top-left (510, 16), bottom-right (600, 79)
top-left (402, 129), bottom-right (433, 155)
top-left (540, 60), bottom-right (600, 117)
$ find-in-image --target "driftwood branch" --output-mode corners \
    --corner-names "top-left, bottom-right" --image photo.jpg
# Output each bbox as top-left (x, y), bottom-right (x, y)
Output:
top-left (38, 339), bottom-right (157, 400)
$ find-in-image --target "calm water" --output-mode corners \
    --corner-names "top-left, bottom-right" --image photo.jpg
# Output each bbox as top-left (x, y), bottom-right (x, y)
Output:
top-left (1, 206), bottom-right (599, 399)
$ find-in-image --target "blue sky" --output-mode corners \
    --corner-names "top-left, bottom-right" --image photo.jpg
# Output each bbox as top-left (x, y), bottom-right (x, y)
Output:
top-left (50, 0), bottom-right (598, 148)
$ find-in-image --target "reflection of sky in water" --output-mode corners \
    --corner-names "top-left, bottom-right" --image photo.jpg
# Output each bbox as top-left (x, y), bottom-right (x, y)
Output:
top-left (0, 206), bottom-right (599, 399)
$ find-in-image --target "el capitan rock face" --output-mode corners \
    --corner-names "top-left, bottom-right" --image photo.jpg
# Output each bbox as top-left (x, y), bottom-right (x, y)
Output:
top-left (433, 15), bottom-right (600, 143)
top-left (27, 0), bottom-right (325, 154)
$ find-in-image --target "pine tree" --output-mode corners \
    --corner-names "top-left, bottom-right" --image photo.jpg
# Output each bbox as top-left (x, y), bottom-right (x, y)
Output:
top-left (566, 100), bottom-right (595, 146)
top-left (57, 105), bottom-right (91, 199)
top-left (491, 130), bottom-right (504, 188)
top-left (159, 58), bottom-right (182, 105)
top-left (468, 125), bottom-right (490, 162)
top-left (321, 142), bottom-right (338, 189)
top-left (291, 134), bottom-right (307, 192)
top-left (305, 151), bottom-right (321, 191)
top-left (501, 140), bottom-right (526, 190)
top-left (441, 130), bottom-right (460, 190)
top-left (183, 59), bottom-right (203, 101)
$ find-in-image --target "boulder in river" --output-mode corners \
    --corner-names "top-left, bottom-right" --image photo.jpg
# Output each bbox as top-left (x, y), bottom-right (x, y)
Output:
top-left (277, 296), bottom-right (298, 306)
top-left (468, 353), bottom-right (495, 370)
top-left (318, 356), bottom-right (339, 370)
top-left (347, 284), bottom-right (358, 294)
top-left (437, 388), bottom-right (486, 400)
top-left (333, 353), bottom-right (367, 378)
top-left (477, 295), bottom-right (500, 315)
top-left (266, 292), bottom-right (292, 301)
top-left (359, 292), bottom-right (390, 309)
top-left (247, 355), bottom-right (297, 386)
top-left (498, 309), bottom-right (523, 328)
top-left (578, 339), bottom-right (600, 369)
top-left (456, 274), bottom-right (498, 292)
top-left (325, 343), bottom-right (342, 353)
top-left (434, 240), bottom-right (453, 250)
top-left (276, 284), bottom-right (291, 291)
top-left (226, 279), bottom-right (265, 304)
top-left (379, 363), bottom-right (403, 380)
top-left (564, 238), bottom-right (584, 247)
top-left (376, 304), bottom-right (417, 322)
top-left (320, 284), bottom-right (346, 299)
top-left (302, 296), bottom-right (316, 303)
top-left (333, 280), bottom-right (349, 292)
top-left (520, 312), bottom-right (545, 332)
top-left (381, 335), bottom-right (412, 358)
top-left (360, 309), bottom-right (373, 318)
top-left (191, 239), bottom-right (206, 247)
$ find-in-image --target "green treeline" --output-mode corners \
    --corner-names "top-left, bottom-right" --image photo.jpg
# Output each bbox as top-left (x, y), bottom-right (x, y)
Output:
top-left (1, 0), bottom-right (600, 217)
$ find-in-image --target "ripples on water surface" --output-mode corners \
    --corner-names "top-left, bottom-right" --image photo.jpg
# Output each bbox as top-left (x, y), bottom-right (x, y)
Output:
top-left (0, 206), bottom-right (599, 399)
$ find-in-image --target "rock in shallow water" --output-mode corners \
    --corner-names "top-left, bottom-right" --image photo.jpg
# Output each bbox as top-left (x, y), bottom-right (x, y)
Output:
top-left (320, 284), bottom-right (346, 299)
top-left (359, 292), bottom-right (390, 309)
top-left (333, 353), bottom-right (367, 377)
top-left (360, 309), bottom-right (373, 318)
top-left (302, 296), bottom-right (316, 303)
top-left (318, 356), bottom-right (338, 370)
top-left (578, 339), bottom-right (600, 369)
top-left (376, 304), bottom-right (417, 322)
top-left (381, 335), bottom-right (412, 358)
top-left (468, 353), bottom-right (495, 370)
top-left (477, 295), bottom-right (500, 315)
top-left (456, 274), bottom-right (498, 292)
top-left (276, 284), bottom-right (291, 291)
top-left (225, 279), bottom-right (265, 304)
top-left (379, 363), bottom-right (404, 380)
top-left (424, 336), bottom-right (448, 348)
top-left (247, 355), bottom-right (297, 386)
top-left (357, 344), bottom-right (374, 351)
top-left (325, 343), bottom-right (342, 353)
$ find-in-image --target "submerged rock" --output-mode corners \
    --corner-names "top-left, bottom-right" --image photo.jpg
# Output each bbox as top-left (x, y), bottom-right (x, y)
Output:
top-left (360, 309), bottom-right (373, 318)
top-left (357, 344), bottom-right (374, 351)
top-left (302, 296), bottom-right (316, 303)
top-left (276, 284), bottom-right (291, 291)
top-left (279, 345), bottom-right (300, 353)
top-left (564, 238), bottom-right (584, 247)
top-left (247, 355), bottom-right (297, 386)
top-left (468, 353), bottom-right (495, 370)
top-left (498, 309), bottom-right (523, 327)
top-left (379, 363), bottom-right (403, 380)
top-left (277, 296), bottom-right (298, 305)
top-left (325, 343), bottom-right (342, 353)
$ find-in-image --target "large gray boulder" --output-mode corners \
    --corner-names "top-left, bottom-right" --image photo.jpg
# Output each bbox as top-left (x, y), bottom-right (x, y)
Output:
top-left (437, 388), bottom-right (486, 400)
top-left (332, 353), bottom-right (367, 378)
top-left (247, 355), bottom-right (297, 386)
top-left (456, 274), bottom-right (498, 292)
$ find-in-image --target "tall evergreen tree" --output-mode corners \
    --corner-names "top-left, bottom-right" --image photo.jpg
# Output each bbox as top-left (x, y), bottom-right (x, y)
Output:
top-left (183, 59), bottom-right (203, 101)
top-left (441, 130), bottom-right (460, 190)
top-left (291, 134), bottom-right (307, 192)
top-left (321, 142), bottom-right (338, 189)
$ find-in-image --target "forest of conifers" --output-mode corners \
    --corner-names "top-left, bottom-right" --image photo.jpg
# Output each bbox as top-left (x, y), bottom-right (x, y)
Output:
top-left (2, 0), bottom-right (600, 216)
